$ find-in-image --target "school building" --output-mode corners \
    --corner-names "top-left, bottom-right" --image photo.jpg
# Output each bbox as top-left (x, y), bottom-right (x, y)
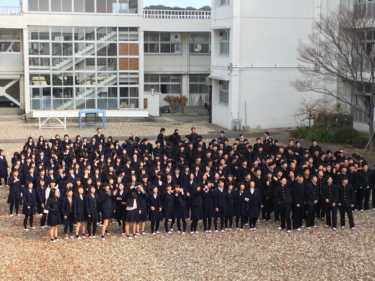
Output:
top-left (0, 0), bottom-right (364, 131)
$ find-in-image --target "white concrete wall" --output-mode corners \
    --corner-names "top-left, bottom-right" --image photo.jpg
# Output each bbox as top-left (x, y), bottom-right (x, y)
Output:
top-left (211, 0), bottom-right (341, 130)
top-left (144, 91), bottom-right (160, 116)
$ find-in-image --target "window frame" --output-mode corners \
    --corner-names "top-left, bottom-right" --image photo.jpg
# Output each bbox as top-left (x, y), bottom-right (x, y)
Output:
top-left (219, 81), bottom-right (229, 105)
top-left (220, 30), bottom-right (230, 55)
top-left (144, 32), bottom-right (181, 54)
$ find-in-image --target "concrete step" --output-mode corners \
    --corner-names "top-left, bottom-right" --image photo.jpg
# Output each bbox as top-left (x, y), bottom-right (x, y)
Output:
top-left (0, 107), bottom-right (22, 115)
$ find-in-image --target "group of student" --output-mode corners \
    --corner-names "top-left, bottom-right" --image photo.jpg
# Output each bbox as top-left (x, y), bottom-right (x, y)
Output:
top-left (2, 127), bottom-right (375, 242)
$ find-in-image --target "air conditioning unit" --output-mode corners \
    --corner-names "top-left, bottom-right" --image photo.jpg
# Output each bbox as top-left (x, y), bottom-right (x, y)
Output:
top-left (170, 33), bottom-right (180, 42)
top-left (194, 44), bottom-right (201, 52)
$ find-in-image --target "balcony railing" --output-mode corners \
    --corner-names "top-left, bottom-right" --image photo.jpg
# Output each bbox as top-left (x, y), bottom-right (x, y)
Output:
top-left (143, 9), bottom-right (211, 19)
top-left (354, 3), bottom-right (375, 17)
top-left (0, 6), bottom-right (21, 15)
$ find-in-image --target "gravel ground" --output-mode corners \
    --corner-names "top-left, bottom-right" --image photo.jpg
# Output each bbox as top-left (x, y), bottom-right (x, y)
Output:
top-left (0, 119), bottom-right (213, 141)
top-left (0, 185), bottom-right (374, 280)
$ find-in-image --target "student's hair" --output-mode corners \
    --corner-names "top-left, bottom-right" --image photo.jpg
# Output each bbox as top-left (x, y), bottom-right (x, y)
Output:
top-left (49, 188), bottom-right (58, 201)
top-left (25, 181), bottom-right (33, 189)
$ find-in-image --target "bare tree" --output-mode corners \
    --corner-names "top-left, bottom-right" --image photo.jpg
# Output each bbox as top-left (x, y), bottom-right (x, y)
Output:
top-left (291, 5), bottom-right (375, 149)
top-left (293, 98), bottom-right (349, 129)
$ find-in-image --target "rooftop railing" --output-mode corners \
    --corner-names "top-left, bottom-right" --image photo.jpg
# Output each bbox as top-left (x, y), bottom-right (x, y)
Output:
top-left (0, 6), bottom-right (21, 15)
top-left (143, 9), bottom-right (211, 19)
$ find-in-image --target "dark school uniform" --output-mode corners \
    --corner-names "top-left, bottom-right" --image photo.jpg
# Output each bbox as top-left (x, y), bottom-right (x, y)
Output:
top-left (235, 190), bottom-right (247, 218)
top-left (161, 191), bottom-right (175, 219)
top-left (98, 190), bottom-right (116, 220)
top-left (45, 198), bottom-right (62, 226)
top-left (73, 194), bottom-right (86, 222)
top-left (85, 194), bottom-right (100, 223)
top-left (322, 183), bottom-right (338, 228)
top-left (8, 175), bottom-right (22, 205)
top-left (191, 189), bottom-right (203, 221)
top-left (147, 193), bottom-right (163, 222)
top-left (136, 189), bottom-right (148, 222)
top-left (61, 196), bottom-right (74, 226)
top-left (245, 188), bottom-right (262, 218)
top-left (35, 186), bottom-right (46, 214)
top-left (22, 188), bottom-right (36, 216)
top-left (124, 189), bottom-right (140, 222)
top-left (115, 190), bottom-right (126, 223)
top-left (225, 190), bottom-right (236, 218)
top-left (214, 187), bottom-right (227, 218)
top-left (338, 183), bottom-right (355, 228)
top-left (0, 155), bottom-right (9, 183)
top-left (201, 188), bottom-right (215, 219)
top-left (174, 192), bottom-right (189, 219)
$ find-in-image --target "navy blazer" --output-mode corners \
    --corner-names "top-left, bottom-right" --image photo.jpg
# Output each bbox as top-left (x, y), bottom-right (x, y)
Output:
top-left (73, 195), bottom-right (85, 217)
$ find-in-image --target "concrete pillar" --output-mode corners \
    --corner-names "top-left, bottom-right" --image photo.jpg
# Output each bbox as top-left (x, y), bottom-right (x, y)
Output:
top-left (23, 27), bottom-right (30, 113)
top-left (19, 74), bottom-right (24, 107)
top-left (138, 28), bottom-right (144, 109)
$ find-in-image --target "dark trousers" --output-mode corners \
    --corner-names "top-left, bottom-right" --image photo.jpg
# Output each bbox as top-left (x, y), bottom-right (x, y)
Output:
top-left (0, 175), bottom-right (8, 185)
top-left (372, 187), bottom-right (375, 208)
top-left (306, 205), bottom-right (316, 228)
top-left (358, 188), bottom-right (371, 210)
top-left (249, 217), bottom-right (257, 228)
top-left (316, 196), bottom-right (325, 219)
top-left (262, 198), bottom-right (272, 220)
top-left (214, 217), bottom-right (225, 230)
top-left (272, 198), bottom-right (279, 222)
top-left (151, 221), bottom-right (160, 233)
top-left (24, 214), bottom-right (33, 229)
top-left (64, 224), bottom-right (74, 234)
top-left (203, 218), bottom-right (212, 231)
top-left (325, 203), bottom-right (337, 228)
top-left (10, 204), bottom-right (19, 215)
top-left (279, 203), bottom-right (291, 230)
top-left (339, 205), bottom-right (354, 228)
top-left (292, 204), bottom-right (303, 230)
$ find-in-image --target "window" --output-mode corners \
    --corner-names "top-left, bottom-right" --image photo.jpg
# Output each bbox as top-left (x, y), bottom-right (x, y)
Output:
top-left (221, 0), bottom-right (230, 5)
top-left (144, 74), bottom-right (181, 94)
top-left (0, 30), bottom-right (22, 53)
top-left (219, 81), bottom-right (229, 105)
top-left (189, 75), bottom-right (209, 94)
top-left (189, 33), bottom-right (211, 54)
top-left (220, 30), bottom-right (230, 55)
top-left (29, 0), bottom-right (49, 12)
top-left (144, 33), bottom-right (181, 54)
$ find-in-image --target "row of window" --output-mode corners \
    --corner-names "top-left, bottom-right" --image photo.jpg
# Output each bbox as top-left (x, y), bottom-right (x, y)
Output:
top-left (144, 32), bottom-right (211, 54)
top-left (28, 0), bottom-right (138, 14)
top-left (0, 30), bottom-right (22, 53)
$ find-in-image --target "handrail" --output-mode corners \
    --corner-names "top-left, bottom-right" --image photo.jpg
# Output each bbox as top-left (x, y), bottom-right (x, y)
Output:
top-left (78, 62), bottom-right (115, 85)
top-left (143, 9), bottom-right (211, 19)
top-left (0, 6), bottom-right (21, 15)
top-left (52, 27), bottom-right (109, 56)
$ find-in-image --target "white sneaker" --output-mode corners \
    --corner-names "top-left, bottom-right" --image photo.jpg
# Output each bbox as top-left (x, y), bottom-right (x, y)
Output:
top-left (295, 228), bottom-right (301, 231)
top-left (278, 227), bottom-right (282, 230)
top-left (10, 214), bottom-right (14, 217)
top-left (106, 232), bottom-right (111, 236)
top-left (253, 228), bottom-right (256, 231)
top-left (208, 230), bottom-right (211, 233)
top-left (341, 226), bottom-right (345, 228)
top-left (121, 233), bottom-right (125, 236)
top-left (170, 229), bottom-right (174, 232)
top-left (325, 225), bottom-right (329, 228)
top-left (225, 228), bottom-right (228, 230)
top-left (236, 228), bottom-right (239, 230)
top-left (30, 227), bottom-right (35, 229)
top-left (24, 228), bottom-right (28, 231)
top-left (50, 239), bottom-right (56, 243)
top-left (332, 227), bottom-right (337, 230)
top-left (351, 227), bottom-right (355, 230)
top-left (249, 228), bottom-right (253, 231)
top-left (156, 231), bottom-right (160, 234)
top-left (205, 230), bottom-right (208, 233)
top-left (182, 232), bottom-right (186, 235)
top-left (240, 228), bottom-right (243, 231)
top-left (221, 230), bottom-right (225, 233)
top-left (152, 233), bottom-right (156, 236)
top-left (65, 236), bottom-right (69, 239)
top-left (287, 230), bottom-right (291, 233)
top-left (190, 231), bottom-right (194, 234)
top-left (215, 230), bottom-right (218, 233)
top-left (228, 228), bottom-right (232, 231)
top-left (306, 227), bottom-right (311, 230)
top-left (313, 225), bottom-right (317, 228)
top-left (194, 231), bottom-right (198, 234)
top-left (76, 236), bottom-right (82, 239)
top-left (167, 231), bottom-right (171, 234)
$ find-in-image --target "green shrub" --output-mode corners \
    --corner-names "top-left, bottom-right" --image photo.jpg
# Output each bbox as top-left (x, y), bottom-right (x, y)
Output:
top-left (333, 127), bottom-right (359, 144)
top-left (351, 135), bottom-right (369, 149)
top-left (289, 126), bottom-right (309, 139)
top-left (305, 128), bottom-right (334, 143)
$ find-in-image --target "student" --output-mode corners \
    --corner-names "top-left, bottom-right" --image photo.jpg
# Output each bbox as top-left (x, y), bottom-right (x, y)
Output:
top-left (0, 149), bottom-right (9, 186)
top-left (114, 182), bottom-right (126, 234)
top-left (201, 181), bottom-right (214, 231)
top-left (45, 188), bottom-right (61, 242)
top-left (214, 179), bottom-right (227, 233)
top-left (136, 184), bottom-right (148, 235)
top-left (161, 184), bottom-right (174, 233)
top-left (8, 169), bottom-right (22, 216)
top-left (292, 175), bottom-right (305, 231)
top-left (338, 176), bottom-right (355, 229)
top-left (147, 185), bottom-right (163, 235)
top-left (85, 185), bottom-right (100, 238)
top-left (61, 188), bottom-right (74, 239)
top-left (235, 183), bottom-right (247, 230)
top-left (225, 183), bottom-right (236, 230)
top-left (98, 183), bottom-right (116, 240)
top-left (22, 181), bottom-right (36, 231)
top-left (124, 183), bottom-right (141, 239)
top-left (190, 184), bottom-right (203, 234)
top-left (73, 186), bottom-right (86, 239)
top-left (173, 185), bottom-right (188, 234)
top-left (36, 178), bottom-right (47, 228)
top-left (306, 175), bottom-right (319, 229)
top-left (322, 176), bottom-right (338, 229)
top-left (276, 178), bottom-right (292, 232)
top-left (245, 181), bottom-right (263, 231)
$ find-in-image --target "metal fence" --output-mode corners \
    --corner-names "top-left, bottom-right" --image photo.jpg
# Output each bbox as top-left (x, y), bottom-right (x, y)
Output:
top-left (144, 9), bottom-right (211, 19)
top-left (0, 6), bottom-right (21, 15)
